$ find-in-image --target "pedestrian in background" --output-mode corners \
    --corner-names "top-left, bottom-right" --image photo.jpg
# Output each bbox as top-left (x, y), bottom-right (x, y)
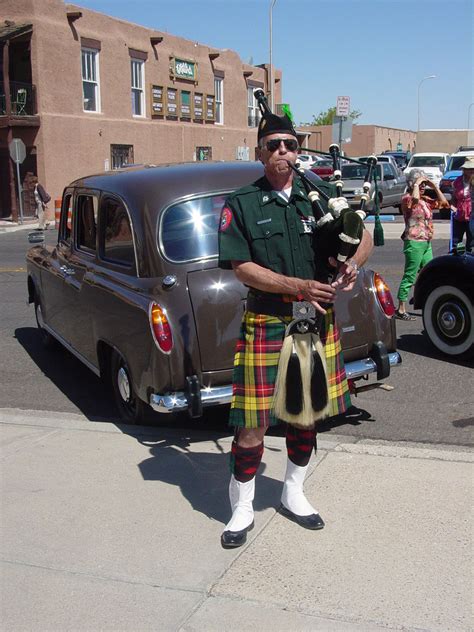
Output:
top-left (396, 170), bottom-right (449, 320)
top-left (34, 179), bottom-right (51, 230)
top-left (450, 156), bottom-right (473, 253)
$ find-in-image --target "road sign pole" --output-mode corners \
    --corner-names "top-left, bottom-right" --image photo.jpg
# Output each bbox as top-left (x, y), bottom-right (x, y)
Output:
top-left (338, 116), bottom-right (343, 151)
top-left (15, 161), bottom-right (24, 224)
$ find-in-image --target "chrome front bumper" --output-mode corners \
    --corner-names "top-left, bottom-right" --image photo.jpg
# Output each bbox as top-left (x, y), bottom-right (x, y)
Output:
top-left (149, 351), bottom-right (402, 414)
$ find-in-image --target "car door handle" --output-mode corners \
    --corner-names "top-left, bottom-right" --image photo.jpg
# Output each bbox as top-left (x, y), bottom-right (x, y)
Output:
top-left (60, 265), bottom-right (75, 275)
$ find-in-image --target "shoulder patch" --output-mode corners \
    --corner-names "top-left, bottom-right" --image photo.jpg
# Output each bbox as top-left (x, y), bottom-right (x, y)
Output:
top-left (219, 206), bottom-right (233, 232)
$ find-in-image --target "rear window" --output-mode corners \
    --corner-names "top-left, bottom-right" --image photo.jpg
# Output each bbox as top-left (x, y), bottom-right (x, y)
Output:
top-left (160, 194), bottom-right (227, 262)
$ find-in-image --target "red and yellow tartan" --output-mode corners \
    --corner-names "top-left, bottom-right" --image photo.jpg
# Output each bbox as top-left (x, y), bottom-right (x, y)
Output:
top-left (229, 307), bottom-right (351, 428)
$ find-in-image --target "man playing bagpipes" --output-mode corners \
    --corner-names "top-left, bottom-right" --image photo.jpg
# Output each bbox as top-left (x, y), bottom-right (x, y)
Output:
top-left (218, 98), bottom-right (373, 549)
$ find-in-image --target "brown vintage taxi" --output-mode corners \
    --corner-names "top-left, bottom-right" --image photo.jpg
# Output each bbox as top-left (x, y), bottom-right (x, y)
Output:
top-left (26, 162), bottom-right (401, 423)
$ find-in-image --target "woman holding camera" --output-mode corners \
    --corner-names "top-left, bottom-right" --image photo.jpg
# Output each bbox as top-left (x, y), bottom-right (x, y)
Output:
top-left (395, 170), bottom-right (449, 320)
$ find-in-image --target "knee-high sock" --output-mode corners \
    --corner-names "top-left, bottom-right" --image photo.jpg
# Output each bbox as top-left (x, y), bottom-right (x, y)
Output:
top-left (230, 440), bottom-right (264, 482)
top-left (286, 426), bottom-right (316, 467)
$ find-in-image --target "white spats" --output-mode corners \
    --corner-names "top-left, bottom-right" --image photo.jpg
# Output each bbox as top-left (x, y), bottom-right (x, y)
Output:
top-left (224, 475), bottom-right (255, 532)
top-left (281, 459), bottom-right (318, 517)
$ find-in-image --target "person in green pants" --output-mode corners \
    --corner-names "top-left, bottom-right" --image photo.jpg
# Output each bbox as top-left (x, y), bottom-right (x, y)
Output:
top-left (396, 170), bottom-right (449, 320)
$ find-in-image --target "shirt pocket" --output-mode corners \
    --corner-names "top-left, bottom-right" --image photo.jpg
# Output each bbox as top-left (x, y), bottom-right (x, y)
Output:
top-left (248, 219), bottom-right (285, 265)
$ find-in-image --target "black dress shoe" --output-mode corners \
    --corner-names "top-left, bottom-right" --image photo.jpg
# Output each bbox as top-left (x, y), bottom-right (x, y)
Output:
top-left (221, 521), bottom-right (254, 549)
top-left (279, 505), bottom-right (325, 530)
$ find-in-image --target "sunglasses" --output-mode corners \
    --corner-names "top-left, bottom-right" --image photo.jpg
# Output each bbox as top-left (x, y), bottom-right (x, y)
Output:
top-left (265, 138), bottom-right (298, 152)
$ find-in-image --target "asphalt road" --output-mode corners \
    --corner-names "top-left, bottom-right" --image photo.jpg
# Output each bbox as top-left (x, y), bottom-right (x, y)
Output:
top-left (0, 221), bottom-right (472, 448)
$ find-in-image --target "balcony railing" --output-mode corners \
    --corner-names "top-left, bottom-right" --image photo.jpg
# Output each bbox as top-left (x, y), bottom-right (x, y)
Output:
top-left (0, 81), bottom-right (37, 116)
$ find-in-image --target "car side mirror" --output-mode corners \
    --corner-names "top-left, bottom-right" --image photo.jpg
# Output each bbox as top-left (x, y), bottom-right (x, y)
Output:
top-left (28, 231), bottom-right (45, 244)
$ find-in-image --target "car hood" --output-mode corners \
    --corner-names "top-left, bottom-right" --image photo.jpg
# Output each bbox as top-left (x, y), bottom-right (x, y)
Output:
top-left (342, 178), bottom-right (372, 189)
top-left (441, 169), bottom-right (462, 181)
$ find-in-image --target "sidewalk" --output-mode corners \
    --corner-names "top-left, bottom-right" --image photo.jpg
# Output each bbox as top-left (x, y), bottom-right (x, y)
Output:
top-left (0, 218), bottom-right (43, 233)
top-left (1, 408), bottom-right (472, 631)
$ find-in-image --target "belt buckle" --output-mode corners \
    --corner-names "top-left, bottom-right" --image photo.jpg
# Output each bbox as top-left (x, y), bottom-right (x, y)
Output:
top-left (292, 301), bottom-right (316, 321)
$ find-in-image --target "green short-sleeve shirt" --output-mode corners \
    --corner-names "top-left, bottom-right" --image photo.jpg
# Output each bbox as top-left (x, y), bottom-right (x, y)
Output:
top-left (218, 175), bottom-right (335, 280)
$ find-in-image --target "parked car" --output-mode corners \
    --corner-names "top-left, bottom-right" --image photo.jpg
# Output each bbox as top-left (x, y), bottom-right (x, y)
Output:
top-left (310, 158), bottom-right (334, 180)
top-left (381, 151), bottom-right (410, 169)
top-left (340, 162), bottom-right (406, 211)
top-left (439, 146), bottom-right (474, 207)
top-left (26, 162), bottom-right (401, 423)
top-left (404, 152), bottom-right (449, 187)
top-left (358, 154), bottom-right (403, 175)
top-left (413, 251), bottom-right (474, 359)
top-left (296, 153), bottom-right (319, 169)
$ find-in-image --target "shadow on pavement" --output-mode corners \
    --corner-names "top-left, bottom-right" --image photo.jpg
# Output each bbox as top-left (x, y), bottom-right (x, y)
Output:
top-left (14, 326), bottom-right (120, 422)
top-left (397, 332), bottom-right (474, 368)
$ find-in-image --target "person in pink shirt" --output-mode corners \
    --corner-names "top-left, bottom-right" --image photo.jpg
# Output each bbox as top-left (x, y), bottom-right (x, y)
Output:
top-left (450, 156), bottom-right (473, 253)
top-left (396, 170), bottom-right (449, 320)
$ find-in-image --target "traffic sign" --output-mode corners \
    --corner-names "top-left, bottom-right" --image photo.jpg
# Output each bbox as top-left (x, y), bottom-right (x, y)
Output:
top-left (9, 138), bottom-right (26, 164)
top-left (336, 96), bottom-right (350, 117)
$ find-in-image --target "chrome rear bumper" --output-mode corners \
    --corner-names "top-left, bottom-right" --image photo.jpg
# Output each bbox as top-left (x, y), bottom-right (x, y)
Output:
top-left (149, 351), bottom-right (402, 414)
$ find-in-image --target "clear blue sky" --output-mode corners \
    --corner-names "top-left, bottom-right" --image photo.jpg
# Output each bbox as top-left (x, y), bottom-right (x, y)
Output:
top-left (75, 0), bottom-right (473, 131)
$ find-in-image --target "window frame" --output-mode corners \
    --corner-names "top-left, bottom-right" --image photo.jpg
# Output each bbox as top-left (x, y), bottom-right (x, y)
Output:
top-left (81, 47), bottom-right (101, 113)
top-left (98, 193), bottom-right (138, 273)
top-left (131, 58), bottom-right (145, 117)
top-left (158, 191), bottom-right (230, 264)
top-left (214, 77), bottom-right (223, 125)
top-left (247, 87), bottom-right (260, 128)
top-left (74, 193), bottom-right (99, 256)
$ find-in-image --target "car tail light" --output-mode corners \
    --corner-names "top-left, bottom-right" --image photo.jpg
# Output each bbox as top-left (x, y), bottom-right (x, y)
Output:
top-left (440, 178), bottom-right (451, 188)
top-left (373, 273), bottom-right (396, 317)
top-left (149, 302), bottom-right (173, 353)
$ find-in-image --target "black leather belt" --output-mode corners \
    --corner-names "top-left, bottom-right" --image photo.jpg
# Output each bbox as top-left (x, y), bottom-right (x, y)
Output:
top-left (246, 294), bottom-right (295, 317)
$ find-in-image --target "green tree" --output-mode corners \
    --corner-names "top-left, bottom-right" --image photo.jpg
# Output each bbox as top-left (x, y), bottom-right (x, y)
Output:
top-left (302, 106), bottom-right (362, 126)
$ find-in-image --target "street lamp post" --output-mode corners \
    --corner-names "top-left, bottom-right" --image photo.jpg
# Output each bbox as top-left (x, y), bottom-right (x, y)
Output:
top-left (417, 75), bottom-right (436, 130)
top-left (468, 102), bottom-right (474, 129)
top-left (269, 0), bottom-right (277, 111)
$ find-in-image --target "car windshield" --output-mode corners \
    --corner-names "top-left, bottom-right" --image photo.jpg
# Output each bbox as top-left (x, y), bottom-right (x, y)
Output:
top-left (448, 156), bottom-right (469, 170)
top-left (160, 194), bottom-right (227, 262)
top-left (341, 164), bottom-right (382, 179)
top-left (409, 156), bottom-right (445, 168)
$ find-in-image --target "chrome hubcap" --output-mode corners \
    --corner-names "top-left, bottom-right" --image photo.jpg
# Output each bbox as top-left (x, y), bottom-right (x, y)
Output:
top-left (437, 302), bottom-right (465, 339)
top-left (117, 367), bottom-right (131, 402)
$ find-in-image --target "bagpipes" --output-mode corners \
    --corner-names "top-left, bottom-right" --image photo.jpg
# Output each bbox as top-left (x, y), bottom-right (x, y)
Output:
top-left (253, 89), bottom-right (379, 428)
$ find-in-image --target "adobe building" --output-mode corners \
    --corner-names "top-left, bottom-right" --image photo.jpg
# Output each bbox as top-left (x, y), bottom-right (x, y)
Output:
top-left (300, 123), bottom-right (417, 157)
top-left (0, 0), bottom-right (283, 220)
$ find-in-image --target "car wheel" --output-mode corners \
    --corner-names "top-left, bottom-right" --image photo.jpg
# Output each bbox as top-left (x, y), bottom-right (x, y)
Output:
top-left (34, 299), bottom-right (56, 349)
top-left (422, 285), bottom-right (474, 358)
top-left (110, 351), bottom-right (150, 424)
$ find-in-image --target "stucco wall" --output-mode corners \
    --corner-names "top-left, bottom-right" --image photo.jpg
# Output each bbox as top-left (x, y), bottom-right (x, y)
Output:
top-left (302, 124), bottom-right (416, 157)
top-left (2, 0), bottom-right (282, 208)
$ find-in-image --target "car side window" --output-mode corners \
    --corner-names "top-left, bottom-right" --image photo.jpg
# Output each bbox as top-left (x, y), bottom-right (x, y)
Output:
top-left (59, 192), bottom-right (73, 243)
top-left (76, 194), bottom-right (98, 253)
top-left (160, 194), bottom-right (227, 262)
top-left (100, 196), bottom-right (135, 267)
top-left (383, 163), bottom-right (392, 178)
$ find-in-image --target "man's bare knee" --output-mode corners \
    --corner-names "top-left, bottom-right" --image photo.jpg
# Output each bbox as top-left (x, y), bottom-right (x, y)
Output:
top-left (236, 427), bottom-right (267, 447)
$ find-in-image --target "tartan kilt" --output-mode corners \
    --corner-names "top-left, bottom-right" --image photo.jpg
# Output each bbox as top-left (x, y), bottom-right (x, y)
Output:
top-left (229, 307), bottom-right (351, 428)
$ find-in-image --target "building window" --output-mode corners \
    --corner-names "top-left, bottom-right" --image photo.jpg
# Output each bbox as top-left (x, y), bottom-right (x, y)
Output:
top-left (131, 59), bottom-right (145, 116)
top-left (214, 77), bottom-right (223, 124)
top-left (81, 48), bottom-right (100, 112)
top-left (110, 144), bottom-right (134, 169)
top-left (247, 87), bottom-right (260, 128)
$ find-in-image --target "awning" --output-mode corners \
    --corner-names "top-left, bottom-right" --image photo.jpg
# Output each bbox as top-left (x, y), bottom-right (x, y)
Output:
top-left (0, 22), bottom-right (33, 43)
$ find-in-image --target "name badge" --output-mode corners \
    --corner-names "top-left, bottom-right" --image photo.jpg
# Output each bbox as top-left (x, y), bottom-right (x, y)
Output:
top-left (256, 218), bottom-right (272, 225)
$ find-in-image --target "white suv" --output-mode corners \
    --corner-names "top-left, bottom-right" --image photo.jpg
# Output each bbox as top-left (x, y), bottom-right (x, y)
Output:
top-left (296, 154), bottom-right (319, 169)
top-left (403, 152), bottom-right (450, 186)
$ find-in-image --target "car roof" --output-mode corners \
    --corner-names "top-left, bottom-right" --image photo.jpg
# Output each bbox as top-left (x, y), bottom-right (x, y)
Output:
top-left (67, 161), bottom-right (265, 214)
top-left (409, 152), bottom-right (449, 157)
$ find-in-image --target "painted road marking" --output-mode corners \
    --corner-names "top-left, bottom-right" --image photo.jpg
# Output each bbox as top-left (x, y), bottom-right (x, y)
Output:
top-left (0, 268), bottom-right (26, 273)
